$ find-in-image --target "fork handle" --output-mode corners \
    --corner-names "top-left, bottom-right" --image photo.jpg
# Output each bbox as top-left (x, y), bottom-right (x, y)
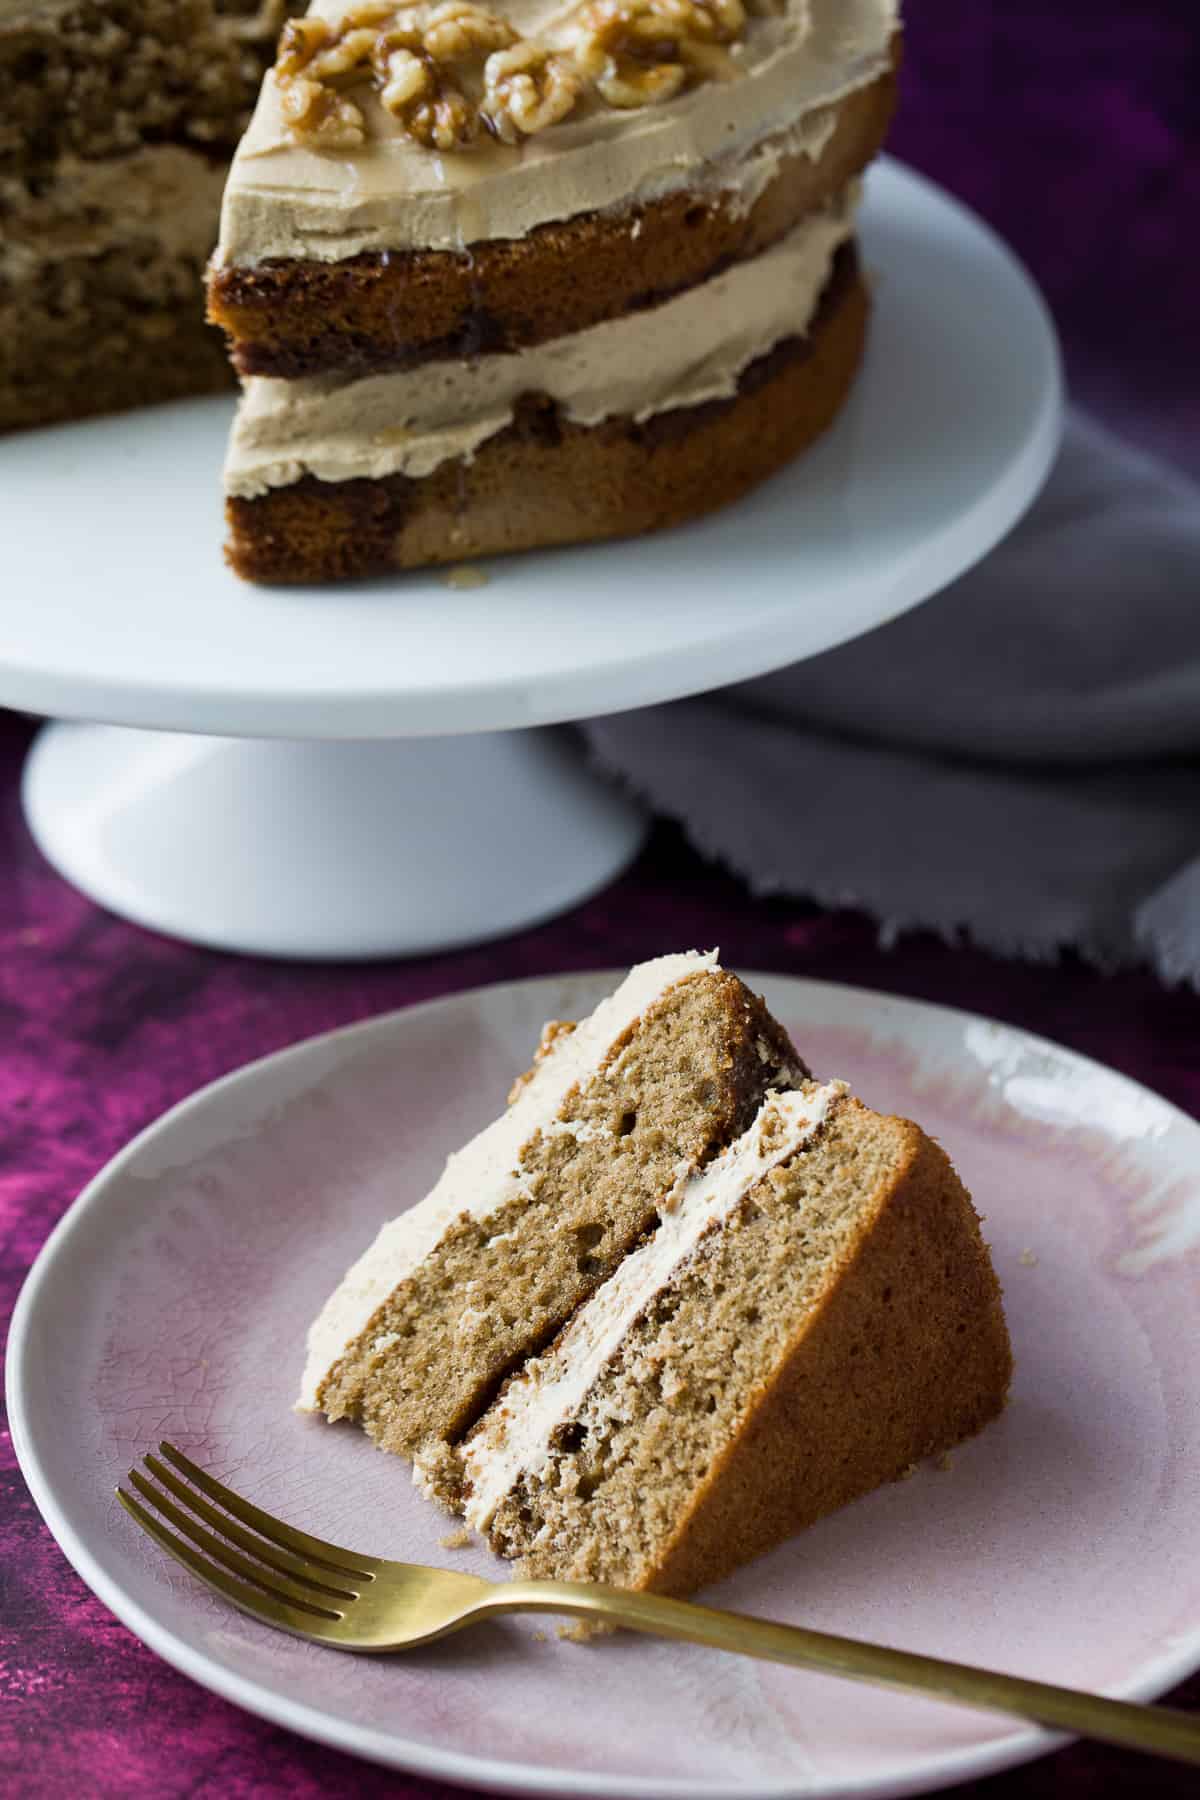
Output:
top-left (483, 1582), bottom-right (1200, 1768)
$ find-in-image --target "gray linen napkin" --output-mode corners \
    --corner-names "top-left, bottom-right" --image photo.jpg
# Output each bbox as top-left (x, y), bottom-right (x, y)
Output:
top-left (582, 412), bottom-right (1200, 983)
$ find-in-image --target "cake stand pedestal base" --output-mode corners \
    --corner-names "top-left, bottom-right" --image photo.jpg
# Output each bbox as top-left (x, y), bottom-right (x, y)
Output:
top-left (22, 723), bottom-right (647, 961)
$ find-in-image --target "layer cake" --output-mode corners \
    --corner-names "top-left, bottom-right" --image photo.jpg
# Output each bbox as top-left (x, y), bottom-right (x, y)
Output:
top-left (210, 0), bottom-right (901, 580)
top-left (302, 953), bottom-right (1012, 1601)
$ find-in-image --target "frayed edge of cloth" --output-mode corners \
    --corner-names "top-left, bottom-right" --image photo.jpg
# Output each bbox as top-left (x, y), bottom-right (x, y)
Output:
top-left (585, 733), bottom-right (1199, 990)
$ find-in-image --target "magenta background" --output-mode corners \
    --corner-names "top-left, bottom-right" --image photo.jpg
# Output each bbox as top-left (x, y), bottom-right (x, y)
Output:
top-left (3, 1), bottom-right (1200, 1793)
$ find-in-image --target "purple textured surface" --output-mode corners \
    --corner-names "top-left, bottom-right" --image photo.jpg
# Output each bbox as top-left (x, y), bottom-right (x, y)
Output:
top-left (3, 2), bottom-right (1199, 1793)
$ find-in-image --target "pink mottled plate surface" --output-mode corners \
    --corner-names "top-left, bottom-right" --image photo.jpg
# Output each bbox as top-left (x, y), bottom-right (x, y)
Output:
top-left (8, 972), bottom-right (1200, 1799)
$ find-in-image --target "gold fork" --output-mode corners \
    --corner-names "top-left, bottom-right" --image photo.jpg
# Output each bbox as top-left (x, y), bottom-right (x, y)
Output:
top-left (118, 1442), bottom-right (1200, 1769)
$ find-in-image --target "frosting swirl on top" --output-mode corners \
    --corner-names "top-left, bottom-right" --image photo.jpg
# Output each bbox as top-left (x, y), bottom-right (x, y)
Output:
top-left (217, 0), bottom-right (897, 261)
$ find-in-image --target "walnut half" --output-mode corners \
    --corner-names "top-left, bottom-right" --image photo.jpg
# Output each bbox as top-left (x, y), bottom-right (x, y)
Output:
top-left (374, 5), bottom-right (520, 150)
top-left (571, 0), bottom-right (745, 111)
top-left (273, 9), bottom-right (396, 146)
top-left (482, 40), bottom-right (583, 144)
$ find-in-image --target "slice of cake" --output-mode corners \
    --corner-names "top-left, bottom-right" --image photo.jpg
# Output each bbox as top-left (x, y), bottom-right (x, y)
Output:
top-left (301, 951), bottom-right (810, 1458)
top-left (209, 0), bottom-right (901, 580)
top-left (1, 2), bottom-right (301, 433)
top-left (303, 955), bottom-right (1011, 1603)
top-left (442, 1080), bottom-right (1011, 1597)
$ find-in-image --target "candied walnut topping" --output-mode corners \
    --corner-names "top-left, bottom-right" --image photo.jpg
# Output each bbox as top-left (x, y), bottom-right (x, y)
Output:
top-left (270, 0), bottom-right (754, 151)
top-left (482, 40), bottom-right (583, 144)
top-left (375, 3), bottom-right (519, 149)
top-left (571, 0), bottom-right (745, 110)
top-left (274, 9), bottom-right (394, 145)
top-left (420, 0), bottom-right (516, 60)
top-left (277, 76), bottom-right (367, 146)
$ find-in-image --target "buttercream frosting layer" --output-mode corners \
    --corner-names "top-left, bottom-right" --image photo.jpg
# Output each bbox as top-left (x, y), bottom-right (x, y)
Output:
top-left (225, 192), bottom-right (854, 495)
top-left (298, 951), bottom-right (719, 1409)
top-left (0, 147), bottom-right (226, 280)
top-left (217, 0), bottom-right (896, 261)
top-left (460, 1080), bottom-right (848, 1532)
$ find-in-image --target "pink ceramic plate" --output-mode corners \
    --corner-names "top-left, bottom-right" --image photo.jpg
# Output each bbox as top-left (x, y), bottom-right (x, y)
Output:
top-left (9, 972), bottom-right (1200, 1798)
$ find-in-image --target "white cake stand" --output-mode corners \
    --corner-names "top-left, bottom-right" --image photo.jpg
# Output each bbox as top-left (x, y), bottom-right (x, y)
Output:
top-left (0, 161), bottom-right (1061, 960)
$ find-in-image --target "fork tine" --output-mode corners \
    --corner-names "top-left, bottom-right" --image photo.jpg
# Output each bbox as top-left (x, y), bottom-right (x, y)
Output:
top-left (143, 1454), bottom-right (357, 1600)
top-left (117, 1487), bottom-right (344, 1639)
top-left (129, 1470), bottom-right (351, 1616)
top-left (158, 1441), bottom-right (377, 1577)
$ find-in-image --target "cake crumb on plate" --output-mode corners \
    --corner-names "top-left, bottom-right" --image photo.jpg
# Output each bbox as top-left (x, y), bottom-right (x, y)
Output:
top-left (442, 565), bottom-right (489, 590)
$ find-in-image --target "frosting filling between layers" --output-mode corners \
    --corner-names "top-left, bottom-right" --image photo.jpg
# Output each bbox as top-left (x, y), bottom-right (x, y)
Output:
top-left (458, 1080), bottom-right (849, 1531)
top-left (225, 191), bottom-right (855, 496)
top-left (1, 147), bottom-right (227, 279)
top-left (216, 0), bottom-right (897, 260)
top-left (298, 950), bottom-right (719, 1410)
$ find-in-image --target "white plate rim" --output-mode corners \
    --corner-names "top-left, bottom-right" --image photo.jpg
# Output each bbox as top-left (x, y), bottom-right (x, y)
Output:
top-left (7, 970), bottom-right (1199, 1800)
